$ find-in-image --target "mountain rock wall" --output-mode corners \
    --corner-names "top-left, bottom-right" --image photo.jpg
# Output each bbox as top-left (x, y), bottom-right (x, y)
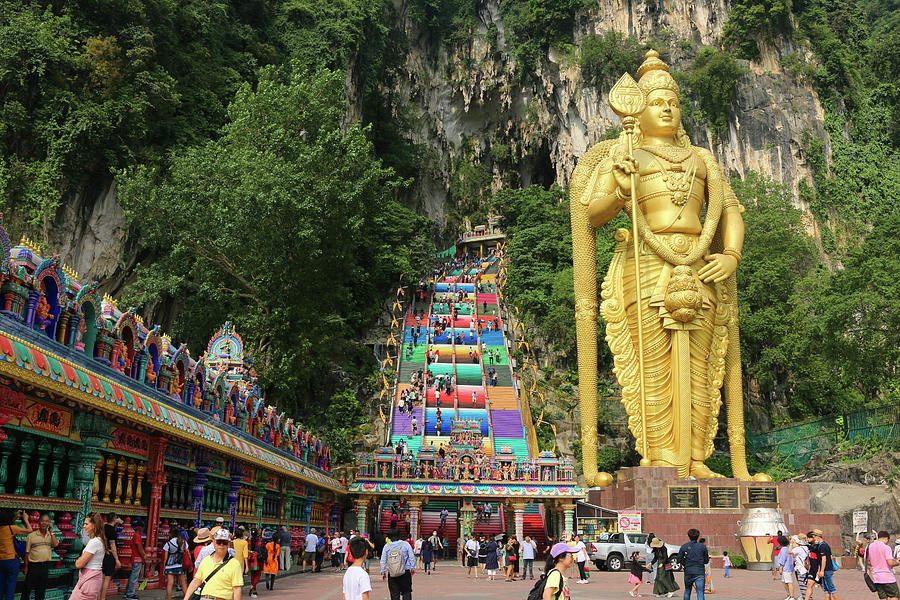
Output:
top-left (392, 0), bottom-right (828, 222)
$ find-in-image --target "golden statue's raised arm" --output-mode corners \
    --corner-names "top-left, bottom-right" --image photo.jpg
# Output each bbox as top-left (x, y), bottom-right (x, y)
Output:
top-left (571, 50), bottom-right (770, 485)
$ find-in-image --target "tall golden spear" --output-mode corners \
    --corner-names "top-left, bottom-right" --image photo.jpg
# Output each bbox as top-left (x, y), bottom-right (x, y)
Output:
top-left (608, 73), bottom-right (650, 465)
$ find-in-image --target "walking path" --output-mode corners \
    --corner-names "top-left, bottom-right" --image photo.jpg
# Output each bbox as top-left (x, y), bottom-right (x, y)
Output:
top-left (123, 562), bottom-right (867, 600)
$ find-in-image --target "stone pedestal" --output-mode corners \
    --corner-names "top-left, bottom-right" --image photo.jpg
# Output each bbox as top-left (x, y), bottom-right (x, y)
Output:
top-left (587, 467), bottom-right (841, 557)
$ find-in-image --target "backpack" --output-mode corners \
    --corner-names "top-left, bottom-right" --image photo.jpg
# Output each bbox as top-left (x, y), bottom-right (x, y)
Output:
top-left (527, 568), bottom-right (562, 600)
top-left (386, 543), bottom-right (406, 577)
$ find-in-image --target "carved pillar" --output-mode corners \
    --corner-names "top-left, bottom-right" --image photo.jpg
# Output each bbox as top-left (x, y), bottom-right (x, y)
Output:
top-left (513, 502), bottom-right (527, 542)
top-left (47, 444), bottom-right (65, 498)
top-left (137, 353), bottom-right (149, 385)
top-left (34, 440), bottom-right (51, 496)
top-left (145, 436), bottom-right (167, 578)
top-left (0, 436), bottom-right (15, 494)
top-left (227, 466), bottom-right (243, 531)
top-left (24, 289), bottom-right (40, 327)
top-left (135, 463), bottom-right (146, 506)
top-left (56, 310), bottom-right (71, 344)
top-left (91, 455), bottom-right (103, 502)
top-left (15, 437), bottom-right (35, 495)
top-left (67, 313), bottom-right (82, 347)
top-left (407, 499), bottom-right (422, 540)
top-left (561, 503), bottom-right (575, 539)
top-left (103, 454), bottom-right (116, 502)
top-left (114, 457), bottom-right (127, 503)
top-left (303, 498), bottom-right (313, 533)
top-left (193, 453), bottom-right (209, 527)
top-left (355, 497), bottom-right (371, 535)
top-left (281, 480), bottom-right (293, 523)
top-left (124, 461), bottom-right (136, 504)
top-left (68, 414), bottom-right (111, 563)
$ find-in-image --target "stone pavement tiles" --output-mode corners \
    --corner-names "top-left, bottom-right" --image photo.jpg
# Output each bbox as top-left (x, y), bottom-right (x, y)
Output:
top-left (123, 562), bottom-right (868, 600)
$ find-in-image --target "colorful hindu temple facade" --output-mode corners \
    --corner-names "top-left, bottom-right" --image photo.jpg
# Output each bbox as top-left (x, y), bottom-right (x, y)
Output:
top-left (349, 233), bottom-right (584, 554)
top-left (0, 216), bottom-right (345, 599)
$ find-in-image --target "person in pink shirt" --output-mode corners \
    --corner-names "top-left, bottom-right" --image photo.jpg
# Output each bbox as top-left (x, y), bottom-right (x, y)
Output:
top-left (866, 530), bottom-right (899, 600)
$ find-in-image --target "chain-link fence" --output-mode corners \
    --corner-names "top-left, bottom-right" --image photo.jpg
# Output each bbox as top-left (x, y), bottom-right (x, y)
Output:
top-left (746, 404), bottom-right (900, 468)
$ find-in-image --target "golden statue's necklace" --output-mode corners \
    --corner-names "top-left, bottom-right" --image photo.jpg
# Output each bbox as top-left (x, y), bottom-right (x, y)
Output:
top-left (642, 146), bottom-right (696, 206)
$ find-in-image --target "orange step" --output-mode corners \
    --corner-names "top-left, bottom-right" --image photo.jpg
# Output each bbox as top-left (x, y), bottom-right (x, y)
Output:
top-left (486, 388), bottom-right (517, 409)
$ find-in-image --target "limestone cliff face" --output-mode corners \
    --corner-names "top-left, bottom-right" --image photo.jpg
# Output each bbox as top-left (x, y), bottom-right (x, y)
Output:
top-left (391, 0), bottom-right (828, 221)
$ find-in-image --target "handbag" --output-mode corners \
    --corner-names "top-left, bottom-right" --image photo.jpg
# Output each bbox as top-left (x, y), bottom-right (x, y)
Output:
top-left (182, 542), bottom-right (194, 571)
top-left (863, 547), bottom-right (877, 593)
top-left (191, 555), bottom-right (231, 600)
top-left (10, 527), bottom-right (26, 560)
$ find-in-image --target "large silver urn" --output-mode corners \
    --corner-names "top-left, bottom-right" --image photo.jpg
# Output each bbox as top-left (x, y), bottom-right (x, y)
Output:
top-left (736, 504), bottom-right (789, 570)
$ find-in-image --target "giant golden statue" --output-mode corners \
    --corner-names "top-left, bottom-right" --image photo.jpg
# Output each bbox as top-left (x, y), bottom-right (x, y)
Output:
top-left (570, 50), bottom-right (769, 485)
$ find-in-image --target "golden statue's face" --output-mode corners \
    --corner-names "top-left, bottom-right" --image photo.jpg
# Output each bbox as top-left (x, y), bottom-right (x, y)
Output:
top-left (640, 89), bottom-right (681, 138)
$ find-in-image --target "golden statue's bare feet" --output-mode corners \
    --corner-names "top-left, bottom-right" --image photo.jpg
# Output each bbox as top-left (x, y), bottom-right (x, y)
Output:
top-left (690, 462), bottom-right (724, 478)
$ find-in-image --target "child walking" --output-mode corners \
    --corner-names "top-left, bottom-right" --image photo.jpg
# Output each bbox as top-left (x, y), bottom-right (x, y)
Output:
top-left (342, 538), bottom-right (372, 600)
top-left (722, 551), bottom-right (732, 578)
top-left (628, 551), bottom-right (651, 597)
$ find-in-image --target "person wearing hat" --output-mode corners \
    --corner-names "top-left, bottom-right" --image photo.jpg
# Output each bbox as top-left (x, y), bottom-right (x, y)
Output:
top-left (650, 537), bottom-right (679, 597)
top-left (183, 529), bottom-right (243, 600)
top-left (193, 529), bottom-right (212, 564)
top-left (811, 529), bottom-right (838, 600)
top-left (196, 529), bottom-right (235, 570)
top-left (542, 542), bottom-right (577, 599)
top-left (210, 517), bottom-right (225, 537)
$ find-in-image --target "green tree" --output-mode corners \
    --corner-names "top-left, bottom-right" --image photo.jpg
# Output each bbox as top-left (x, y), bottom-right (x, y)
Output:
top-left (118, 66), bottom-right (430, 420)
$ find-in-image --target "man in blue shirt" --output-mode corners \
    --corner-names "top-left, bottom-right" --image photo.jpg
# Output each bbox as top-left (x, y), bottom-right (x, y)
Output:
top-left (678, 528), bottom-right (710, 600)
top-left (381, 528), bottom-right (416, 600)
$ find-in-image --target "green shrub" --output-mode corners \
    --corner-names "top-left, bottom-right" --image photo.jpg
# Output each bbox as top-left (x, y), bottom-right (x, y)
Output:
top-left (597, 446), bottom-right (626, 473)
top-left (579, 31), bottom-right (642, 86)
top-left (722, 0), bottom-right (793, 60)
top-left (680, 47), bottom-right (746, 138)
top-left (727, 552), bottom-right (747, 568)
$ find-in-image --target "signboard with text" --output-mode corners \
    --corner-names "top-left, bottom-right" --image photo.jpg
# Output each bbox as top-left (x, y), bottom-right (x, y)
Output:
top-left (852, 510), bottom-right (868, 534)
top-left (617, 511), bottom-right (642, 532)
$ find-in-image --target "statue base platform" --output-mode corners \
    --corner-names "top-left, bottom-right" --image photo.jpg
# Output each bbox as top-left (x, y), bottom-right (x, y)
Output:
top-left (586, 467), bottom-right (841, 561)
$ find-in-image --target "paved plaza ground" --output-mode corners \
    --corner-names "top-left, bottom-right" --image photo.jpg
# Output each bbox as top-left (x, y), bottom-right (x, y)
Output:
top-left (131, 562), bottom-right (869, 600)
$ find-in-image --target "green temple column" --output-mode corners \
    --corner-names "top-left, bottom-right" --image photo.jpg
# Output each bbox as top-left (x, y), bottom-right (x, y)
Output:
top-left (282, 480), bottom-right (294, 523)
top-left (15, 437), bottom-right (35, 494)
top-left (34, 439), bottom-right (51, 495)
top-left (459, 499), bottom-right (474, 540)
top-left (48, 443), bottom-right (66, 497)
top-left (67, 413), bottom-right (112, 565)
top-left (254, 470), bottom-right (267, 528)
top-left (303, 498), bottom-right (313, 533)
top-left (0, 435), bottom-right (15, 494)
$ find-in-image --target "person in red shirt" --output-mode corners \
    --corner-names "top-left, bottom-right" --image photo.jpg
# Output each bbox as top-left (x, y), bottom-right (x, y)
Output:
top-left (124, 524), bottom-right (146, 600)
top-left (768, 531), bottom-right (783, 580)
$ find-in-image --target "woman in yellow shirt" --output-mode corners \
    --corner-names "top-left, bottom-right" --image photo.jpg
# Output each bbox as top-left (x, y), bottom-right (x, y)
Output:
top-left (184, 530), bottom-right (243, 600)
top-left (0, 509), bottom-right (33, 600)
top-left (231, 529), bottom-right (249, 575)
top-left (542, 542), bottom-right (577, 600)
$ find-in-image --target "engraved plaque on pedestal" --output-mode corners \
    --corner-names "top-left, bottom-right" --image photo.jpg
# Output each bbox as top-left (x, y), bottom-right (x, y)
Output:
top-left (747, 487), bottom-right (778, 505)
top-left (708, 486), bottom-right (740, 509)
top-left (668, 486), bottom-right (701, 509)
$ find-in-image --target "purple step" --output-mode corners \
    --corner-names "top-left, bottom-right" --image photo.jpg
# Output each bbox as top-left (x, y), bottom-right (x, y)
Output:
top-left (392, 406), bottom-right (423, 435)
top-left (490, 409), bottom-right (524, 438)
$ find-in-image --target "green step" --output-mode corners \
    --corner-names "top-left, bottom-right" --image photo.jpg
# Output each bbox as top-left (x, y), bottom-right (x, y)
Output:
top-left (493, 437), bottom-right (530, 460)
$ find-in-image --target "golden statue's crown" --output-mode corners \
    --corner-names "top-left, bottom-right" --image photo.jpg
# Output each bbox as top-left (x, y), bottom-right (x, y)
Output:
top-left (637, 49), bottom-right (679, 96)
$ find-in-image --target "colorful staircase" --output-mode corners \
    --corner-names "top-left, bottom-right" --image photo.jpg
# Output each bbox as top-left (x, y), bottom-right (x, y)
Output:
top-left (387, 253), bottom-right (535, 460)
top-left (418, 499), bottom-right (459, 550)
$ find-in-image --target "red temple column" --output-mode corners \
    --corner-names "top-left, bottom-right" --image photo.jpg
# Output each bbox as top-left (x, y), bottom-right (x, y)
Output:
top-left (145, 436), bottom-right (167, 585)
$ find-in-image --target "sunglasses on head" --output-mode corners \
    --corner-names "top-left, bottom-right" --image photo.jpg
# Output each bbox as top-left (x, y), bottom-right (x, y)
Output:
top-left (215, 540), bottom-right (230, 545)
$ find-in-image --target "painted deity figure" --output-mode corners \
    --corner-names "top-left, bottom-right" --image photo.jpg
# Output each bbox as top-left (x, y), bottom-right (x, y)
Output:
top-left (571, 50), bottom-right (768, 483)
top-left (35, 295), bottom-right (53, 329)
top-left (145, 360), bottom-right (157, 384)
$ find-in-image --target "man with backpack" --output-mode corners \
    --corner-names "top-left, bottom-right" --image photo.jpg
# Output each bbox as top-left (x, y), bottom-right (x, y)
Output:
top-left (677, 528), bottom-right (709, 600)
top-left (380, 528), bottom-right (416, 600)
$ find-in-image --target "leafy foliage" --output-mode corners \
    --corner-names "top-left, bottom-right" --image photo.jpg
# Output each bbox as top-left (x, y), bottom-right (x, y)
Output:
top-left (118, 66), bottom-right (430, 421)
top-left (722, 0), bottom-right (793, 60)
top-left (579, 31), bottom-right (643, 87)
top-left (677, 48), bottom-right (747, 138)
top-left (501, 0), bottom-right (591, 78)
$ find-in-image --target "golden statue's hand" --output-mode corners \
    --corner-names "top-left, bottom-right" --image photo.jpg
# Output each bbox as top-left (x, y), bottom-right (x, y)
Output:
top-left (612, 155), bottom-right (638, 195)
top-left (699, 254), bottom-right (738, 283)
